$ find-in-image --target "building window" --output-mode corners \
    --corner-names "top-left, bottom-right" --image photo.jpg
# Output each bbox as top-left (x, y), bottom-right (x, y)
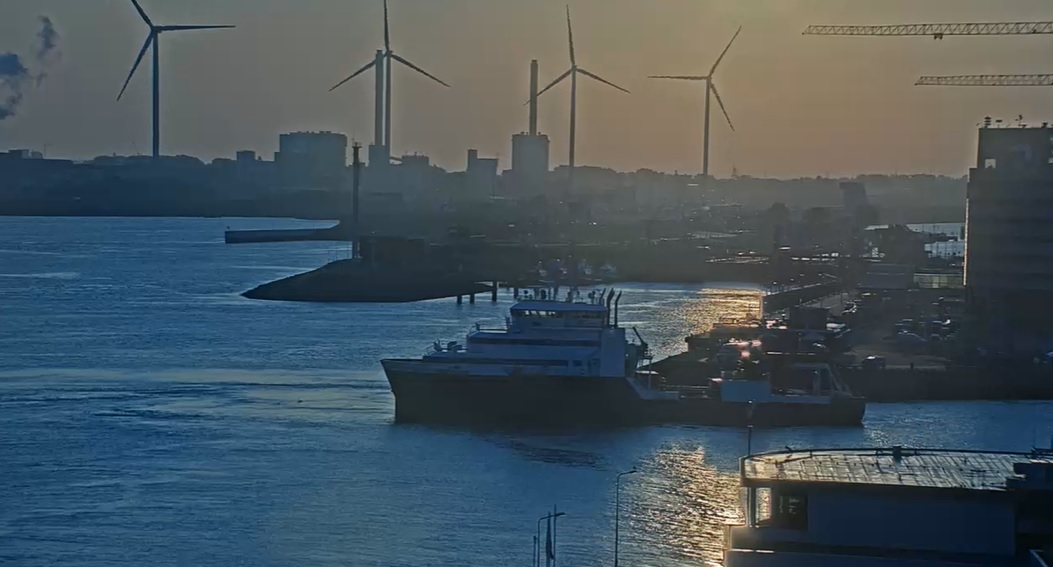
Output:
top-left (772, 489), bottom-right (808, 530)
top-left (754, 487), bottom-right (772, 524)
top-left (984, 158), bottom-right (997, 169)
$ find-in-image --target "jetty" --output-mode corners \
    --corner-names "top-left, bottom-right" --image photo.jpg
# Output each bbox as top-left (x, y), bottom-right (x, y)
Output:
top-left (224, 222), bottom-right (353, 244)
top-left (243, 258), bottom-right (496, 303)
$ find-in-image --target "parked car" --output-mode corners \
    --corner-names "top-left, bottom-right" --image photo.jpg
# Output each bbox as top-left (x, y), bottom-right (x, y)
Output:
top-left (861, 355), bottom-right (887, 370)
top-left (896, 332), bottom-right (927, 348)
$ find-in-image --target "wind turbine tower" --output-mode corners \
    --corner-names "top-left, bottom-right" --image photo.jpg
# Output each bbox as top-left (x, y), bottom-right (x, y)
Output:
top-left (330, 0), bottom-right (449, 167)
top-left (649, 27), bottom-right (741, 179)
top-left (535, 6), bottom-right (630, 194)
top-left (117, 0), bottom-right (234, 159)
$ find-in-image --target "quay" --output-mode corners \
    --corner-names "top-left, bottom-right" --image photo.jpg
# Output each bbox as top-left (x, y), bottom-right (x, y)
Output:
top-left (654, 284), bottom-right (1053, 403)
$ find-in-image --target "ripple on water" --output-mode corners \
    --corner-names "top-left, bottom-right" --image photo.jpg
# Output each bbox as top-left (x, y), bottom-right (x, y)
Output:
top-left (1, 218), bottom-right (1051, 567)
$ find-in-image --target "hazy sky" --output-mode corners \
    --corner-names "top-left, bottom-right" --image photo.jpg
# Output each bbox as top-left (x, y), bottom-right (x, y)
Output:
top-left (2, 0), bottom-right (1052, 177)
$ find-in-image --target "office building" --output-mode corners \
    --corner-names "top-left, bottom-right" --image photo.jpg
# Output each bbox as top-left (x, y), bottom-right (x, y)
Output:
top-left (275, 131), bottom-right (348, 190)
top-left (965, 124), bottom-right (1053, 352)
top-left (840, 181), bottom-right (868, 212)
top-left (466, 149), bottom-right (498, 199)
top-left (510, 133), bottom-right (550, 190)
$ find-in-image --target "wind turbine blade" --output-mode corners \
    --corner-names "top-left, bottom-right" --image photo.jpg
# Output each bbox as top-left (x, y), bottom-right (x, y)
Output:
top-left (330, 59), bottom-right (377, 91)
top-left (390, 53), bottom-right (450, 87)
top-left (648, 75), bottom-right (707, 80)
top-left (130, 0), bottom-right (152, 26)
top-left (566, 5), bottom-right (576, 66)
top-left (709, 26), bottom-right (742, 75)
top-left (384, 0), bottom-right (391, 52)
top-left (117, 32), bottom-right (153, 101)
top-left (578, 68), bottom-right (630, 94)
top-left (530, 67), bottom-right (573, 103)
top-left (160, 25), bottom-right (236, 31)
top-left (710, 82), bottom-right (734, 131)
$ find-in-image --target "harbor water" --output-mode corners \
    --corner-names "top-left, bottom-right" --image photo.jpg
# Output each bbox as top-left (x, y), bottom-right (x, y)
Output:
top-left (1, 217), bottom-right (1049, 567)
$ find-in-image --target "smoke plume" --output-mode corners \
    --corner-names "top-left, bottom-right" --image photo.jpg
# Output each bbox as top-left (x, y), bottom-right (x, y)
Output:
top-left (37, 16), bottom-right (60, 61)
top-left (0, 54), bottom-right (30, 121)
top-left (0, 15), bottom-right (60, 121)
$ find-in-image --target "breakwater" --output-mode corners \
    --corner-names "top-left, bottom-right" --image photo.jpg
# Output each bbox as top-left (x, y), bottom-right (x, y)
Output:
top-left (243, 259), bottom-right (495, 303)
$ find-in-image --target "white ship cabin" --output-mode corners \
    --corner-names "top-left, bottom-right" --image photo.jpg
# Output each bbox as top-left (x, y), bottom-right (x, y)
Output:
top-left (424, 296), bottom-right (650, 378)
top-left (725, 447), bottom-right (1053, 567)
top-left (712, 349), bottom-right (852, 404)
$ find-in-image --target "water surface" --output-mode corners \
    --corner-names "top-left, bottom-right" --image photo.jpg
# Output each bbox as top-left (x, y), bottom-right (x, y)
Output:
top-left (1, 217), bottom-right (1048, 567)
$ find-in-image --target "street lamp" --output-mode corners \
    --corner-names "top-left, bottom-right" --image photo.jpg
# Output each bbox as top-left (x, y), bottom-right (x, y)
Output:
top-left (536, 510), bottom-right (566, 567)
top-left (614, 469), bottom-right (637, 567)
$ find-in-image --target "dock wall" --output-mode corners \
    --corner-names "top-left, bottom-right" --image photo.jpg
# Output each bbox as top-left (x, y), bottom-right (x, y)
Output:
top-left (761, 282), bottom-right (841, 314)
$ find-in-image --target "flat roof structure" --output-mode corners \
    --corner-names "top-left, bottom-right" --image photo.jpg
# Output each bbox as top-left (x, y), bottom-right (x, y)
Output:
top-left (742, 447), bottom-right (1053, 492)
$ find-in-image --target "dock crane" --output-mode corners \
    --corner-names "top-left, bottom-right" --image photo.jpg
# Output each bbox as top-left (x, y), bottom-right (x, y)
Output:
top-left (805, 21), bottom-right (1053, 86)
top-left (803, 22), bottom-right (1053, 39)
top-left (917, 74), bottom-right (1053, 87)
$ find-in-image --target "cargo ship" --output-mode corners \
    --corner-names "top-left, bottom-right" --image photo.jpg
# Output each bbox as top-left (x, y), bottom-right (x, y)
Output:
top-left (381, 290), bottom-right (865, 427)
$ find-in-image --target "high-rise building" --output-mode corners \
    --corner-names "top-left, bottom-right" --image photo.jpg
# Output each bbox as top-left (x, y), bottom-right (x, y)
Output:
top-left (275, 131), bottom-right (348, 189)
top-left (839, 181), bottom-right (868, 212)
top-left (965, 124), bottom-right (1053, 352)
top-left (466, 149), bottom-right (498, 199)
top-left (510, 133), bottom-right (550, 190)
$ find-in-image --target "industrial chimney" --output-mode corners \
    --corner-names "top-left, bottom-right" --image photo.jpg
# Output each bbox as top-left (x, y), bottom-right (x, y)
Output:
top-left (529, 59), bottom-right (539, 136)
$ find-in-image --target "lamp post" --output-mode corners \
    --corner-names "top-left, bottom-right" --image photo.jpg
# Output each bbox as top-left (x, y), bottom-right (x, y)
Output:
top-left (536, 510), bottom-right (566, 567)
top-left (614, 469), bottom-right (637, 567)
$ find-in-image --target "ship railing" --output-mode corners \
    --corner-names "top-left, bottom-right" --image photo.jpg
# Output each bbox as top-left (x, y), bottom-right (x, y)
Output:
top-left (469, 322), bottom-right (511, 334)
top-left (427, 341), bottom-right (465, 355)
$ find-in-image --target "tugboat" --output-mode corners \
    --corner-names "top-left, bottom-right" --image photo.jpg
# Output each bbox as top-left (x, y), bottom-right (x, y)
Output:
top-left (381, 290), bottom-right (865, 426)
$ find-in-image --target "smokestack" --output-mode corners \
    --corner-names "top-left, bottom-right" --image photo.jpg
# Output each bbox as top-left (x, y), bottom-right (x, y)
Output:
top-left (374, 50), bottom-right (385, 148)
top-left (529, 59), bottom-right (539, 136)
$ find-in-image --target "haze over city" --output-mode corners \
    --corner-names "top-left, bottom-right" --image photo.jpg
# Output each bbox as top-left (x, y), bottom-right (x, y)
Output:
top-left (2, 0), bottom-right (1052, 177)
top-left (8, 2), bottom-right (1053, 565)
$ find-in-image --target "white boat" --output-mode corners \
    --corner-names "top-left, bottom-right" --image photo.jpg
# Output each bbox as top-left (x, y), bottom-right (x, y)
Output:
top-left (725, 446), bottom-right (1053, 567)
top-left (380, 290), bottom-right (865, 427)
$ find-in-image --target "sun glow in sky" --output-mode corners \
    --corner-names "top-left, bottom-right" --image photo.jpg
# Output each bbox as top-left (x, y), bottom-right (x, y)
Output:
top-left (3, 0), bottom-right (1052, 177)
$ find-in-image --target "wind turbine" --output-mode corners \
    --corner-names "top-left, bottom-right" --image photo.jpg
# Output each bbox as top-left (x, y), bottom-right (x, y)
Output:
top-left (116, 0), bottom-right (234, 159)
top-left (535, 6), bottom-right (630, 193)
top-left (650, 26), bottom-right (741, 179)
top-left (330, 0), bottom-right (450, 163)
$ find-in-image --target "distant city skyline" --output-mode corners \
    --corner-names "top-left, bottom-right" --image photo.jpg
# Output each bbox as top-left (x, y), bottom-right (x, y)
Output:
top-left (1, 0), bottom-right (1052, 177)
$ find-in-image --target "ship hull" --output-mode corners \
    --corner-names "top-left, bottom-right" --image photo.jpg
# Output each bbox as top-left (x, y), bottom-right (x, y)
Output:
top-left (382, 360), bottom-right (865, 427)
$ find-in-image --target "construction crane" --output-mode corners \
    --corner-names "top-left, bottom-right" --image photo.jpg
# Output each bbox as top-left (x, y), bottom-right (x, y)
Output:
top-left (916, 74), bottom-right (1053, 87)
top-left (803, 21), bottom-right (1053, 39)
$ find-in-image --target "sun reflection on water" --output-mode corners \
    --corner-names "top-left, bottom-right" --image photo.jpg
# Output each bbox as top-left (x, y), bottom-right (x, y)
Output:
top-left (627, 444), bottom-right (745, 566)
top-left (675, 288), bottom-right (762, 332)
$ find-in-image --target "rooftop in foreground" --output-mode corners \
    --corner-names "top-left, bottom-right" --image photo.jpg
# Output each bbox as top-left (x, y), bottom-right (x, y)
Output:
top-left (742, 447), bottom-right (1053, 491)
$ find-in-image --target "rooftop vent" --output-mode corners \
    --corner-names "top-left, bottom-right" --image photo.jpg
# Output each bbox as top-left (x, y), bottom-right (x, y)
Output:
top-left (1007, 460), bottom-right (1053, 491)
